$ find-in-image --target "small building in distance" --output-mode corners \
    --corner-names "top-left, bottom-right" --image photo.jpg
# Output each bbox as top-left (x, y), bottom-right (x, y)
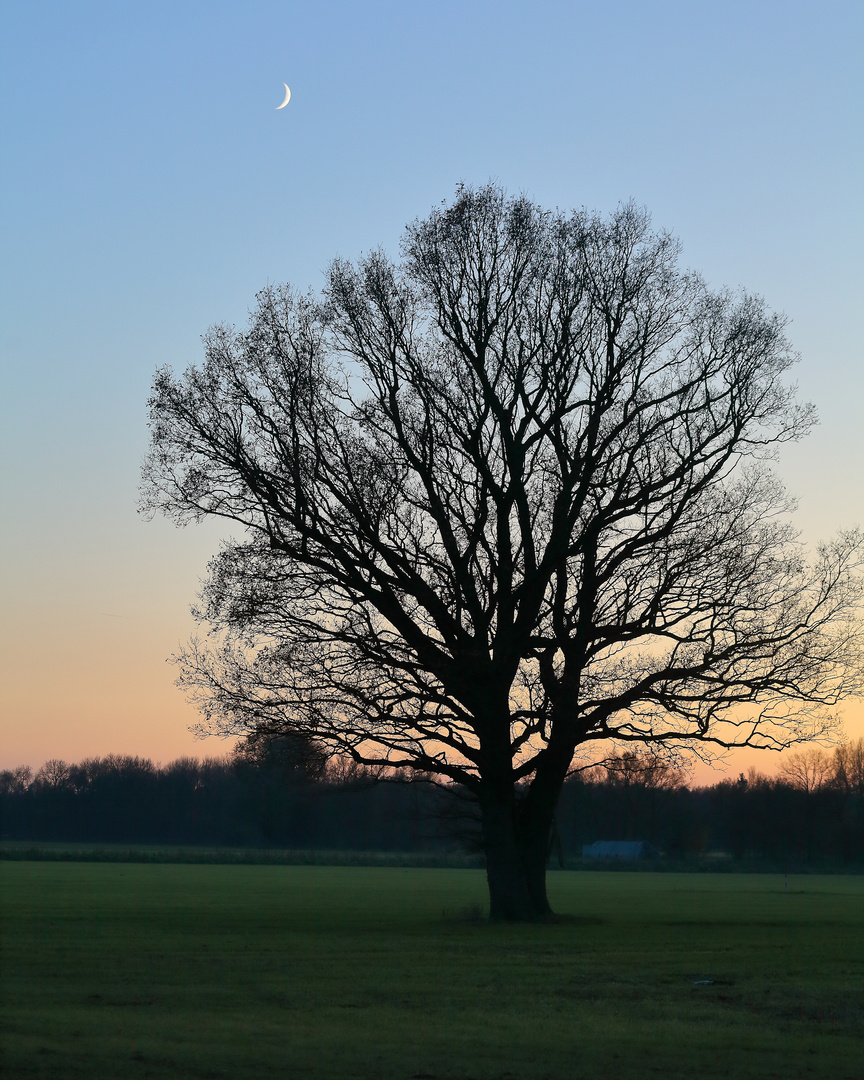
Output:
top-left (582, 840), bottom-right (661, 860)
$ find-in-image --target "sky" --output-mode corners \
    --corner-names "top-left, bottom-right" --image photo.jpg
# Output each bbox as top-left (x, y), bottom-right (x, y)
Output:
top-left (1, 0), bottom-right (862, 781)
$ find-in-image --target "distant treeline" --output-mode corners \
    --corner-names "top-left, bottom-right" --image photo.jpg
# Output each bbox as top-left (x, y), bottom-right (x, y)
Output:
top-left (2, 739), bottom-right (863, 866)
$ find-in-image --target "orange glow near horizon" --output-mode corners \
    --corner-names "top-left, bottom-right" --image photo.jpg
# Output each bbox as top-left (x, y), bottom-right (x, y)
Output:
top-left (2, 508), bottom-right (861, 781)
top-left (3, 575), bottom-right (861, 787)
top-left (2, 492), bottom-right (860, 783)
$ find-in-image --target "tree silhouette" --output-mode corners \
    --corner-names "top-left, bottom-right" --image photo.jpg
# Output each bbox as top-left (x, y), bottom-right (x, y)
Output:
top-left (778, 746), bottom-right (833, 793)
top-left (832, 738), bottom-right (864, 796)
top-left (142, 184), bottom-right (863, 919)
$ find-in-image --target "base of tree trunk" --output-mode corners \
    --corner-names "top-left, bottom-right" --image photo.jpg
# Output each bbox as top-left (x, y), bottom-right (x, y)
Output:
top-left (486, 875), bottom-right (553, 921)
top-left (483, 807), bottom-right (553, 921)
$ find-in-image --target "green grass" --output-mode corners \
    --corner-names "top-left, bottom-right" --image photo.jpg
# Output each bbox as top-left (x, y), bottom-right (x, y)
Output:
top-left (0, 840), bottom-right (483, 868)
top-left (2, 864), bottom-right (862, 1079)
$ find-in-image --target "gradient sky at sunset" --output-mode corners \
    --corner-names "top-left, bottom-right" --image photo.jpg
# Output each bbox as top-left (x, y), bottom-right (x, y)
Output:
top-left (1, 0), bottom-right (862, 779)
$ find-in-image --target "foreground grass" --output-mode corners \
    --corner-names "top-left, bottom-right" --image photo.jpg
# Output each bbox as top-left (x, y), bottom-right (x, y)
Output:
top-left (1, 865), bottom-right (862, 1079)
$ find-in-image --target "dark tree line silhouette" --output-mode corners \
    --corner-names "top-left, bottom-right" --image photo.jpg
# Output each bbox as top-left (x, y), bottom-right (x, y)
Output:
top-left (3, 741), bottom-right (862, 866)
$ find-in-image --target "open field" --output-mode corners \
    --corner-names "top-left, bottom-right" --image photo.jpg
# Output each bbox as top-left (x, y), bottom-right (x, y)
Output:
top-left (0, 840), bottom-right (484, 868)
top-left (2, 864), bottom-right (863, 1079)
top-left (4, 840), bottom-right (860, 875)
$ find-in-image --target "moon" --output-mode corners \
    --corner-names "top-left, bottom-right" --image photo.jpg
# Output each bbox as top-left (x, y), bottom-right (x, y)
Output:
top-left (276, 84), bottom-right (291, 109)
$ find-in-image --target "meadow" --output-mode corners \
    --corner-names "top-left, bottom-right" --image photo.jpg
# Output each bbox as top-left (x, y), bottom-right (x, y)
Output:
top-left (2, 863), bottom-right (862, 1079)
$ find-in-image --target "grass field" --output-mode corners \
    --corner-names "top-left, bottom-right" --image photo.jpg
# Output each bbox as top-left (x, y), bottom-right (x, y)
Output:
top-left (0, 841), bottom-right (484, 868)
top-left (2, 864), bottom-right (862, 1079)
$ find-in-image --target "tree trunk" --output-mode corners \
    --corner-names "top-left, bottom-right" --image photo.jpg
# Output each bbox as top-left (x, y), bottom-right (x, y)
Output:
top-left (480, 793), bottom-right (554, 921)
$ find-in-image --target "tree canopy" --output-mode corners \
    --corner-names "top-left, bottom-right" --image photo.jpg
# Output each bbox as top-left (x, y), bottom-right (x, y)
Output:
top-left (142, 184), bottom-right (863, 918)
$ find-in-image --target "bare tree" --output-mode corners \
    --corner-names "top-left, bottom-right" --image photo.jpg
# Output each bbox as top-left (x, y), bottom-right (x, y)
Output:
top-left (34, 759), bottom-right (72, 789)
top-left (581, 749), bottom-right (689, 844)
top-left (778, 746), bottom-right (833, 793)
top-left (232, 730), bottom-right (330, 781)
top-left (0, 766), bottom-right (33, 795)
top-left (591, 750), bottom-right (689, 790)
top-left (831, 737), bottom-right (864, 796)
top-left (142, 184), bottom-right (864, 919)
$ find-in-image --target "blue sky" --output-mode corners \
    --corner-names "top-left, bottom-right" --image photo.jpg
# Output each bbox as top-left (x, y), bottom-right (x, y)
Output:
top-left (1, 0), bottom-right (861, 771)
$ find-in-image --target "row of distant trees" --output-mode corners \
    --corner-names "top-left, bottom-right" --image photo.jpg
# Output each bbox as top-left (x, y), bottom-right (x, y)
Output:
top-left (2, 739), bottom-right (863, 865)
top-left (561, 742), bottom-right (864, 864)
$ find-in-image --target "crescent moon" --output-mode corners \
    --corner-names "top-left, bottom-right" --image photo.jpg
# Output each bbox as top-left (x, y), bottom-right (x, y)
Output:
top-left (276, 84), bottom-right (291, 109)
